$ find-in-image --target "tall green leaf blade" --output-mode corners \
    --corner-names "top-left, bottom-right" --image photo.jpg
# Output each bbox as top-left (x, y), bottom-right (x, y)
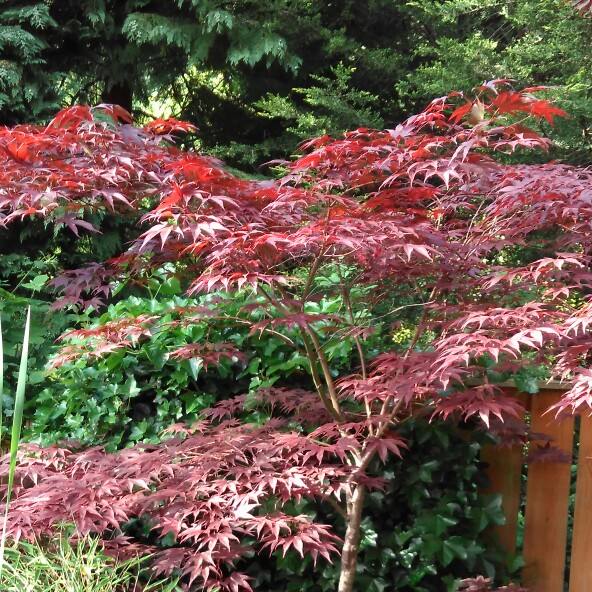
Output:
top-left (0, 306), bottom-right (30, 573)
top-left (0, 313), bottom-right (3, 431)
top-left (8, 306), bottom-right (30, 495)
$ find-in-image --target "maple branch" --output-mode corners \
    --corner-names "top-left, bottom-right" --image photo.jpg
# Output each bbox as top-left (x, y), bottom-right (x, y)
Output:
top-left (374, 286), bottom-right (439, 432)
top-left (462, 197), bottom-right (488, 245)
top-left (273, 278), bottom-right (345, 422)
top-left (224, 316), bottom-right (301, 350)
top-left (337, 264), bottom-right (372, 433)
top-left (302, 244), bottom-right (328, 303)
top-left (298, 327), bottom-right (343, 422)
top-left (254, 285), bottom-right (341, 418)
top-left (306, 326), bottom-right (344, 421)
top-left (256, 283), bottom-right (284, 307)
top-left (337, 265), bottom-right (368, 380)
top-left (295, 253), bottom-right (347, 423)
top-left (404, 286), bottom-right (438, 359)
top-left (319, 493), bottom-right (347, 519)
top-left (344, 402), bottom-right (407, 494)
top-left (348, 299), bottom-right (436, 326)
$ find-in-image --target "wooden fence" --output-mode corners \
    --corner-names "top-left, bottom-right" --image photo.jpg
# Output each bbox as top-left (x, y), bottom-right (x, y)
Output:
top-left (481, 387), bottom-right (590, 592)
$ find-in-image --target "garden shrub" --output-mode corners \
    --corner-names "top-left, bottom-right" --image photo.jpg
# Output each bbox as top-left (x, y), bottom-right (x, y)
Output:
top-left (1, 84), bottom-right (590, 592)
top-left (34, 272), bottom-right (384, 449)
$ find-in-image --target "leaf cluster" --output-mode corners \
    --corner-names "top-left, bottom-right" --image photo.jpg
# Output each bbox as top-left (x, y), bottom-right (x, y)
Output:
top-left (33, 275), bottom-right (370, 449)
top-left (399, 0), bottom-right (592, 164)
top-left (246, 420), bottom-right (510, 592)
top-left (3, 392), bottom-right (353, 591)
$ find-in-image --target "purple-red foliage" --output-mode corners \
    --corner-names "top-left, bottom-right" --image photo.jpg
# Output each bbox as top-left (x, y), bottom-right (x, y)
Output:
top-left (4, 392), bottom-right (353, 591)
top-left (457, 576), bottom-right (529, 592)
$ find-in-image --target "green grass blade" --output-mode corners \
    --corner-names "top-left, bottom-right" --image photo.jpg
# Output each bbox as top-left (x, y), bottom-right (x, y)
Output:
top-left (7, 306), bottom-right (30, 496)
top-left (0, 313), bottom-right (3, 431)
top-left (0, 306), bottom-right (30, 573)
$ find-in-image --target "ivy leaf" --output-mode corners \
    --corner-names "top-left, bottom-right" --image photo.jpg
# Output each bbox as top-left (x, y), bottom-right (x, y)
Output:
top-left (441, 537), bottom-right (468, 565)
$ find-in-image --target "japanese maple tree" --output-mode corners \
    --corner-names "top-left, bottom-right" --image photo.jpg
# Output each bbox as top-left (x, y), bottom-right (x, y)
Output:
top-left (1, 82), bottom-right (592, 591)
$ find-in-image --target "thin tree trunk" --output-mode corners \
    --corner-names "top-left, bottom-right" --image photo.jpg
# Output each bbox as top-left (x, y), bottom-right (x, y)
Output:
top-left (101, 81), bottom-right (133, 114)
top-left (337, 484), bottom-right (366, 592)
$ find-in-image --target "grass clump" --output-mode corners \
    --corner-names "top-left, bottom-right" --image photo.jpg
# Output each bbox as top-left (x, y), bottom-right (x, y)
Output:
top-left (0, 527), bottom-right (180, 592)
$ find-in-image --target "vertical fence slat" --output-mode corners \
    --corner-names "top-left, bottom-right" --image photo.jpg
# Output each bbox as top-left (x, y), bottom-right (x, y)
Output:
top-left (480, 394), bottom-right (526, 557)
top-left (569, 414), bottom-right (592, 592)
top-left (522, 391), bottom-right (574, 592)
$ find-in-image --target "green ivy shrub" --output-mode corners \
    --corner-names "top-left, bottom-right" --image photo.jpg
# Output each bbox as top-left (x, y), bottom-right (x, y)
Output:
top-left (32, 274), bottom-right (380, 449)
top-left (0, 253), bottom-right (75, 440)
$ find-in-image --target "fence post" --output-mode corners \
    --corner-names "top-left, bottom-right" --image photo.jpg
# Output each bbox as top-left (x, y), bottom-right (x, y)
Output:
top-left (480, 390), bottom-right (526, 559)
top-left (522, 390), bottom-right (574, 592)
top-left (568, 413), bottom-right (592, 592)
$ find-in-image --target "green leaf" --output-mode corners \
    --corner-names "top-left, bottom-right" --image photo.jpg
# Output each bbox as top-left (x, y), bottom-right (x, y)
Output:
top-left (435, 513), bottom-right (458, 535)
top-left (514, 373), bottom-right (540, 393)
top-left (0, 305), bottom-right (30, 573)
top-left (27, 370), bottom-right (45, 385)
top-left (125, 375), bottom-right (140, 399)
top-left (105, 350), bottom-right (125, 372)
top-left (441, 537), bottom-right (468, 565)
top-left (188, 357), bottom-right (200, 380)
top-left (21, 274), bottom-right (49, 292)
top-left (0, 287), bottom-right (28, 304)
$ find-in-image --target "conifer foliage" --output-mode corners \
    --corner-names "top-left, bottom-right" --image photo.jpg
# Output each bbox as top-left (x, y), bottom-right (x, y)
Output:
top-left (0, 2), bottom-right (59, 123)
top-left (2, 82), bottom-right (592, 591)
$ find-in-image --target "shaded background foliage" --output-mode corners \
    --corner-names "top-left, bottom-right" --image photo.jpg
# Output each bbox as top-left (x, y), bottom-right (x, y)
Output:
top-left (4, 0), bottom-right (592, 167)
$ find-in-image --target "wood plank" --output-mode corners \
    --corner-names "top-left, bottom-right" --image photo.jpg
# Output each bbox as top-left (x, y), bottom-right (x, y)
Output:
top-left (480, 394), bottom-right (526, 558)
top-left (522, 391), bottom-right (574, 592)
top-left (569, 414), bottom-right (592, 592)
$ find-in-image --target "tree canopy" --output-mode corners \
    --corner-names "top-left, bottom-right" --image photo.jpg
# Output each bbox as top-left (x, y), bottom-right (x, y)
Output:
top-left (1, 82), bottom-right (591, 592)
